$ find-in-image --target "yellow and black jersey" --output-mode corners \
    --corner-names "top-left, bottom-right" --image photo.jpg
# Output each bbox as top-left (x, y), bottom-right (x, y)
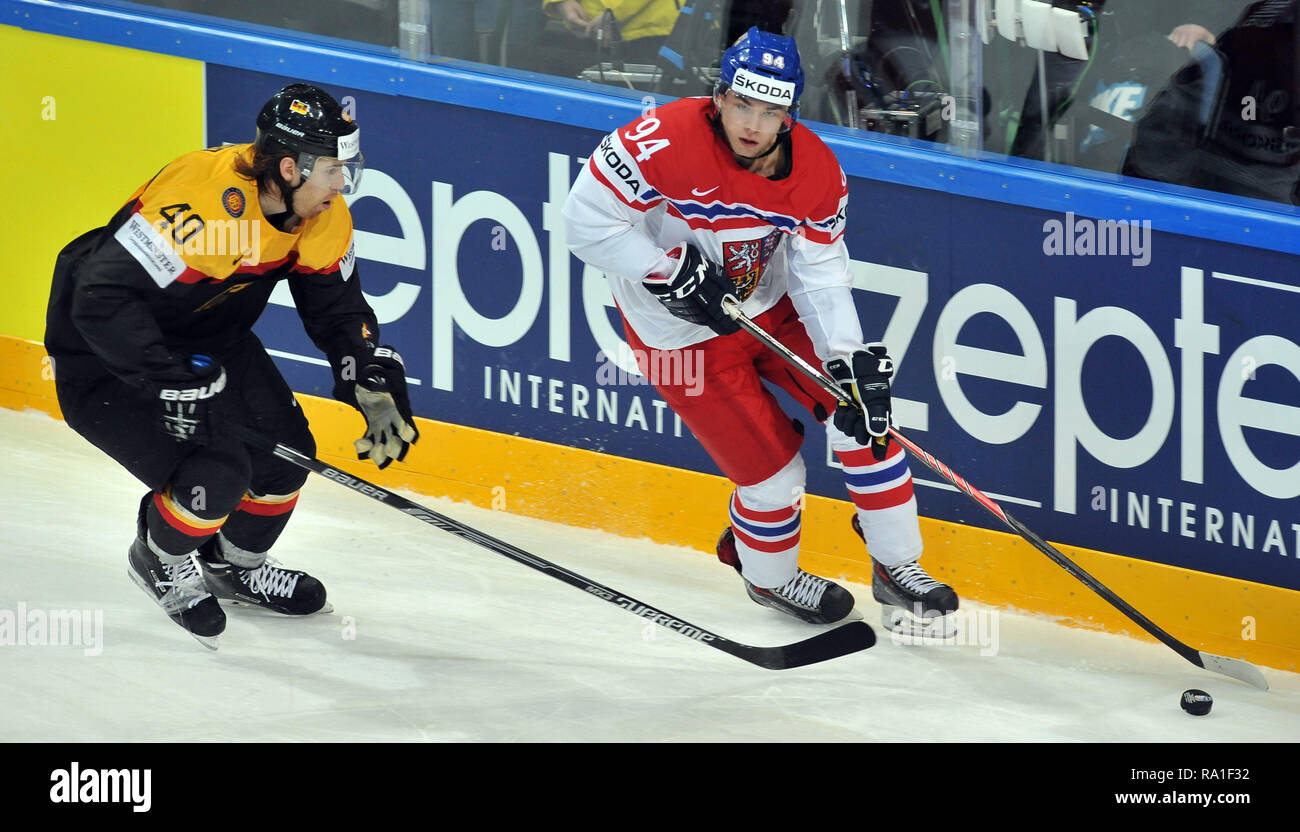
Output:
top-left (120, 144), bottom-right (354, 283)
top-left (46, 143), bottom-right (377, 396)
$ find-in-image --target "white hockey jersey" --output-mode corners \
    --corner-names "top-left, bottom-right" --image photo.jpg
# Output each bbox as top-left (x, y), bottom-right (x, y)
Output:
top-left (563, 96), bottom-right (865, 359)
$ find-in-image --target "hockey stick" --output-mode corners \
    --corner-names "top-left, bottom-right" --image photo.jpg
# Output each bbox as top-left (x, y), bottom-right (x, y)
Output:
top-left (722, 299), bottom-right (1269, 690)
top-left (222, 421), bottom-right (875, 670)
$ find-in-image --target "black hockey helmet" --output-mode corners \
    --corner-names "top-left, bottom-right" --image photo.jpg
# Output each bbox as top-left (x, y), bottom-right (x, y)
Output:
top-left (254, 83), bottom-right (363, 194)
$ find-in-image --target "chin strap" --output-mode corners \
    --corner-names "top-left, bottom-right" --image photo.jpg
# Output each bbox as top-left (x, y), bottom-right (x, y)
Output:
top-left (272, 172), bottom-right (307, 222)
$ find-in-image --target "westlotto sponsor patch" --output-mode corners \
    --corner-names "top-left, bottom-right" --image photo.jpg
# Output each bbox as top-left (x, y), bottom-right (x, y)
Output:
top-left (337, 128), bottom-right (360, 161)
top-left (222, 186), bottom-right (246, 218)
top-left (113, 212), bottom-right (187, 288)
top-left (340, 236), bottom-right (356, 280)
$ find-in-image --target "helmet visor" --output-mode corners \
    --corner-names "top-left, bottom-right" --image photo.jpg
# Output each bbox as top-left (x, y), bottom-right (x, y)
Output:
top-left (297, 152), bottom-right (364, 196)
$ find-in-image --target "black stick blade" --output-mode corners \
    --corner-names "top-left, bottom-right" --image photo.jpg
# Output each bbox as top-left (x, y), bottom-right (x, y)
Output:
top-left (729, 621), bottom-right (877, 670)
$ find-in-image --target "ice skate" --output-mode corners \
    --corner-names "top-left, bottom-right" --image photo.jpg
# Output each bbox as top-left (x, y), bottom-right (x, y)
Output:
top-left (197, 537), bottom-right (330, 616)
top-left (127, 510), bottom-right (225, 649)
top-left (716, 528), bottom-right (855, 625)
top-left (853, 515), bottom-right (958, 639)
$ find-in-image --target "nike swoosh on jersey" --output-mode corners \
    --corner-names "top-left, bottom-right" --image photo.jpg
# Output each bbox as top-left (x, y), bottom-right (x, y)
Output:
top-left (691, 186), bottom-right (720, 197)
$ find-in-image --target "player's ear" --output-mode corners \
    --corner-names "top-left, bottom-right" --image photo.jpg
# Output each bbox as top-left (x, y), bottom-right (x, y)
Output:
top-left (278, 155), bottom-right (298, 182)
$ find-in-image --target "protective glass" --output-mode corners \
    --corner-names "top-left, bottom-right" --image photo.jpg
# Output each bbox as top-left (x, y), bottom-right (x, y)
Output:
top-left (298, 152), bottom-right (365, 196)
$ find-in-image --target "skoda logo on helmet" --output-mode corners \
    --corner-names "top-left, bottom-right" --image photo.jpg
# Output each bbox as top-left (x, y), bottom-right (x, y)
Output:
top-left (731, 68), bottom-right (795, 106)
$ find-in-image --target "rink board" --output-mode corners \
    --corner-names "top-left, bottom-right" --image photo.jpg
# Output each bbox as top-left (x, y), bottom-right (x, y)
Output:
top-left (206, 65), bottom-right (1300, 600)
top-left (2, 9), bottom-right (1298, 670)
top-left (0, 24), bottom-right (204, 343)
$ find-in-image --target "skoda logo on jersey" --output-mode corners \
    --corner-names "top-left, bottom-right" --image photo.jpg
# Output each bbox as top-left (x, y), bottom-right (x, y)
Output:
top-left (598, 134), bottom-right (642, 195)
top-left (731, 68), bottom-right (795, 107)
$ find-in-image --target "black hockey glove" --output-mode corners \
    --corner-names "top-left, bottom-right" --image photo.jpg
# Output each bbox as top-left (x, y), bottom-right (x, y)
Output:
top-left (826, 344), bottom-right (894, 460)
top-left (155, 354), bottom-right (228, 444)
top-left (643, 244), bottom-right (740, 336)
top-left (354, 346), bottom-right (419, 469)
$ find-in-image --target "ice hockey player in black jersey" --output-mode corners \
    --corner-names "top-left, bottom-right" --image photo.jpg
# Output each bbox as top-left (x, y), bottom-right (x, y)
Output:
top-left (45, 84), bottom-right (419, 649)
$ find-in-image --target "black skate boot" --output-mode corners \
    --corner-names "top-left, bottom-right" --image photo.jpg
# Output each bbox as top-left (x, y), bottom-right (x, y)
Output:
top-left (127, 496), bottom-right (225, 649)
top-left (716, 528), bottom-right (855, 625)
top-left (852, 515), bottom-right (958, 638)
top-left (197, 536), bottom-right (330, 616)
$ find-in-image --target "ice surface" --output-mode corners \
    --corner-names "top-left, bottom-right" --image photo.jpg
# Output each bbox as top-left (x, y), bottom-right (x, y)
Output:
top-left (1, 407), bottom-right (1296, 742)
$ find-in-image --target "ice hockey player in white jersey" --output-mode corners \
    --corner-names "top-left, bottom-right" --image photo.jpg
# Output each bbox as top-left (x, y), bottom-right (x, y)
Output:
top-left (563, 27), bottom-right (958, 635)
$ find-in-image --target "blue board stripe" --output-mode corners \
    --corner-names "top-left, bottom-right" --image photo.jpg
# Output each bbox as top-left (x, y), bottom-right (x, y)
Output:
top-left (6, 0), bottom-right (1300, 254)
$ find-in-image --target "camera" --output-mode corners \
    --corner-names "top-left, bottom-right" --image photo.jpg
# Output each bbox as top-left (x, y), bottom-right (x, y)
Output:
top-left (862, 89), bottom-right (946, 141)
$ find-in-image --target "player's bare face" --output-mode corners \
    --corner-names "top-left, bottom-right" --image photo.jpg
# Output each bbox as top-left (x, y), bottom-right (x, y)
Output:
top-left (716, 90), bottom-right (787, 167)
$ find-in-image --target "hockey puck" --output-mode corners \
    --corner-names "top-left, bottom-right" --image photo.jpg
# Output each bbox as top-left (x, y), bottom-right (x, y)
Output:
top-left (1180, 689), bottom-right (1213, 716)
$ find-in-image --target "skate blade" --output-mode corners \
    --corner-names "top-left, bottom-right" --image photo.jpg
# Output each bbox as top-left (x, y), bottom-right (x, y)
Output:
top-left (224, 598), bottom-right (334, 616)
top-left (128, 568), bottom-right (223, 650)
top-left (880, 604), bottom-right (957, 643)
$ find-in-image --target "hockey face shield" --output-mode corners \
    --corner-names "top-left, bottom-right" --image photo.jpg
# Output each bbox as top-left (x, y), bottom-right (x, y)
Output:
top-left (719, 88), bottom-right (792, 131)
